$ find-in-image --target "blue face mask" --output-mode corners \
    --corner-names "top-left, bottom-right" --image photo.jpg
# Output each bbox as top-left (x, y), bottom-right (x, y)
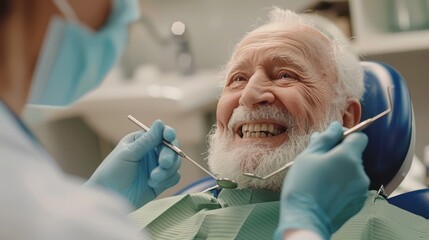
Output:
top-left (28, 0), bottom-right (140, 106)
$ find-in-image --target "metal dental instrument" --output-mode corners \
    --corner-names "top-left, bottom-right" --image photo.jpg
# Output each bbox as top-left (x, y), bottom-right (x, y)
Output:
top-left (127, 115), bottom-right (238, 189)
top-left (342, 86), bottom-right (393, 139)
top-left (243, 161), bottom-right (294, 180)
top-left (244, 86), bottom-right (394, 180)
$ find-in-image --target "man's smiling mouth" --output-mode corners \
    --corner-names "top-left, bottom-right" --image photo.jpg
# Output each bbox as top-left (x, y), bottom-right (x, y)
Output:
top-left (239, 123), bottom-right (287, 138)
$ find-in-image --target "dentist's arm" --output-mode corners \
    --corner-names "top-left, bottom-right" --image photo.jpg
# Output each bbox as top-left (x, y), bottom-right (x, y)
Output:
top-left (85, 119), bottom-right (181, 209)
top-left (276, 121), bottom-right (370, 240)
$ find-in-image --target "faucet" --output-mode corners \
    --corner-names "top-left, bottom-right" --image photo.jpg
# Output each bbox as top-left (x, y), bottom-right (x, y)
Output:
top-left (171, 21), bottom-right (194, 75)
top-left (139, 15), bottom-right (194, 75)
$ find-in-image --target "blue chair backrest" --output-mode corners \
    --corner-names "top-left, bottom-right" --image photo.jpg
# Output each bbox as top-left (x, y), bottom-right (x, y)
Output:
top-left (387, 188), bottom-right (429, 219)
top-left (361, 62), bottom-right (429, 219)
top-left (360, 61), bottom-right (415, 195)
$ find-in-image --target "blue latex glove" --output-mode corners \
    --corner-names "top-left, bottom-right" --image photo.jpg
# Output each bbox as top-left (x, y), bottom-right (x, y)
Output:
top-left (275, 121), bottom-right (369, 240)
top-left (85, 120), bottom-right (181, 209)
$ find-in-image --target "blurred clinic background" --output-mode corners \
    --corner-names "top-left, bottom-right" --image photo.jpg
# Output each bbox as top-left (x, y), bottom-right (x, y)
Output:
top-left (23, 0), bottom-right (429, 197)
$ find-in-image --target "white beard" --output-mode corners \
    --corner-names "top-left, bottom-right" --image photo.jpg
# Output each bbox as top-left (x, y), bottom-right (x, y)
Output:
top-left (207, 105), bottom-right (341, 191)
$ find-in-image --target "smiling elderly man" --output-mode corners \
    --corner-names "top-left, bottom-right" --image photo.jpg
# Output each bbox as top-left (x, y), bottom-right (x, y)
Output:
top-left (207, 13), bottom-right (362, 192)
top-left (128, 8), bottom-right (429, 240)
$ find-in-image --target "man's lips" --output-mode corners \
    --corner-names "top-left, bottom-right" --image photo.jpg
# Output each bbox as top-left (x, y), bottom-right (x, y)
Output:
top-left (236, 122), bottom-right (287, 138)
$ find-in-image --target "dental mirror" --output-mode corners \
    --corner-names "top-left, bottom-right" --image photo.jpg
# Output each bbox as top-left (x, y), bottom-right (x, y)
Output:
top-left (244, 86), bottom-right (394, 180)
top-left (127, 115), bottom-right (238, 189)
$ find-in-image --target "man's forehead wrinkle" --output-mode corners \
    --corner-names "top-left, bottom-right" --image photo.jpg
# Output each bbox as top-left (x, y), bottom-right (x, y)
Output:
top-left (227, 23), bottom-right (337, 83)
top-left (234, 43), bottom-right (315, 77)
top-left (267, 54), bottom-right (307, 74)
top-left (229, 51), bottom-right (256, 73)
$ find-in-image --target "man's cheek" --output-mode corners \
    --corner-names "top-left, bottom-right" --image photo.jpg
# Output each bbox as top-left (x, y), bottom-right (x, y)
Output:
top-left (216, 101), bottom-right (235, 131)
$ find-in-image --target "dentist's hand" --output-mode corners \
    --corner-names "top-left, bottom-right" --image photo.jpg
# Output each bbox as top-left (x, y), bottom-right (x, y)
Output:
top-left (85, 120), bottom-right (181, 209)
top-left (275, 121), bottom-right (369, 240)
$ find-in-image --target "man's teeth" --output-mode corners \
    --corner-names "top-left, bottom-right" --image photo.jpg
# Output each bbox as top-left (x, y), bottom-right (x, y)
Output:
top-left (241, 123), bottom-right (284, 138)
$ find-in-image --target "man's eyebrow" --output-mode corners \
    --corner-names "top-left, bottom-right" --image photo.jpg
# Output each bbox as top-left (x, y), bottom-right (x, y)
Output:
top-left (227, 59), bottom-right (249, 74)
top-left (269, 55), bottom-right (306, 73)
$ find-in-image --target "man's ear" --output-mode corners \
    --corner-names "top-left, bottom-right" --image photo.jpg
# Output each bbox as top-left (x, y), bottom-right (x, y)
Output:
top-left (342, 99), bottom-right (361, 128)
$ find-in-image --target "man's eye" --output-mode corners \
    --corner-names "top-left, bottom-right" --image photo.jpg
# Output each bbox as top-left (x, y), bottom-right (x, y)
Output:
top-left (234, 75), bottom-right (247, 82)
top-left (226, 74), bottom-right (247, 87)
top-left (276, 71), bottom-right (298, 80)
top-left (279, 72), bottom-right (292, 79)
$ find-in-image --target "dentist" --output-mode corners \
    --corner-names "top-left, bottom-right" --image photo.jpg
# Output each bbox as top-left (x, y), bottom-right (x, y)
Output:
top-left (0, 0), bottom-right (181, 239)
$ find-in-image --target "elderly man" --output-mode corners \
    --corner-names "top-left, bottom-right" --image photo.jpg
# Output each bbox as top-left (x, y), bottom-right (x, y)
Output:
top-left (129, 8), bottom-right (365, 240)
top-left (129, 7), bottom-right (429, 240)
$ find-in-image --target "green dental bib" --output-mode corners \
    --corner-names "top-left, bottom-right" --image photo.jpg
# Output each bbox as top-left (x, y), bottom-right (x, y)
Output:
top-left (129, 190), bottom-right (429, 240)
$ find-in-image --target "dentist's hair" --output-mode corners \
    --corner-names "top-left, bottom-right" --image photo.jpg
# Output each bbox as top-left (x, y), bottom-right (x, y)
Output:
top-left (0, 0), bottom-right (10, 21)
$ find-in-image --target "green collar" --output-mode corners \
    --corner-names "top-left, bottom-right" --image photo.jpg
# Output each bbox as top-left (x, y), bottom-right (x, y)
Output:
top-left (217, 188), bottom-right (281, 206)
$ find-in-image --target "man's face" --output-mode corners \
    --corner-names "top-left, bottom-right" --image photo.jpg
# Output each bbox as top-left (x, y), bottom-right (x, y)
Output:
top-left (207, 24), bottom-right (343, 190)
top-left (218, 24), bottom-right (338, 143)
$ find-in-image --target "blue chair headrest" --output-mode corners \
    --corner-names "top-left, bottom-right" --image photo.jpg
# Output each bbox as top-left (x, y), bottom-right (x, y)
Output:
top-left (360, 62), bottom-right (415, 195)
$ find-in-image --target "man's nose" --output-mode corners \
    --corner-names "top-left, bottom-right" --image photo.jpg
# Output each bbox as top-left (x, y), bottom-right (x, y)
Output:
top-left (239, 72), bottom-right (275, 108)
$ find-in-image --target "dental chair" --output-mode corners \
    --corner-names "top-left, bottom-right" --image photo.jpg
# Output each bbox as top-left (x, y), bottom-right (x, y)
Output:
top-left (360, 61), bottom-right (428, 219)
top-left (359, 61), bottom-right (415, 195)
top-left (175, 61), bottom-right (429, 219)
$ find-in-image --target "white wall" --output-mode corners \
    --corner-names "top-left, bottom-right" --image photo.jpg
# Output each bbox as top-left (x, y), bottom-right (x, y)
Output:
top-left (121, 0), bottom-right (314, 76)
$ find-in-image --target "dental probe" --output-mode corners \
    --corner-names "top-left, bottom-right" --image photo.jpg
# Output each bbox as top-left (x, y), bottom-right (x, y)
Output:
top-left (243, 162), bottom-right (294, 180)
top-left (244, 86), bottom-right (394, 180)
top-left (127, 115), bottom-right (238, 189)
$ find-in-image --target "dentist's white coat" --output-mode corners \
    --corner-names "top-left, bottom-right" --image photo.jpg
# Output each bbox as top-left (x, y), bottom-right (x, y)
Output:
top-left (0, 102), bottom-right (146, 240)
